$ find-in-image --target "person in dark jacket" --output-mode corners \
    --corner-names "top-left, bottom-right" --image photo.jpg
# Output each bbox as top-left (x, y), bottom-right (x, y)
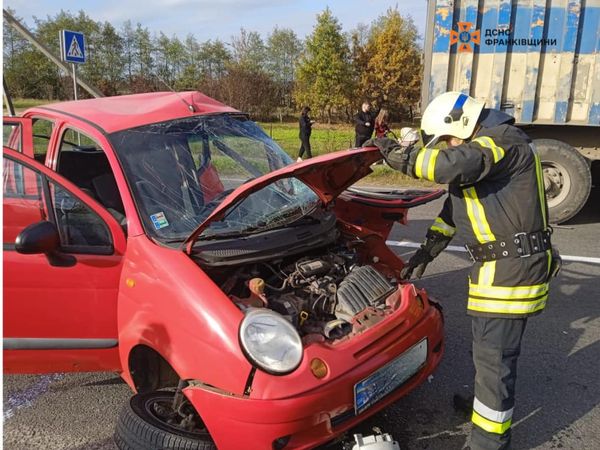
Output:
top-left (354, 101), bottom-right (374, 147)
top-left (298, 106), bottom-right (314, 160)
top-left (367, 92), bottom-right (560, 450)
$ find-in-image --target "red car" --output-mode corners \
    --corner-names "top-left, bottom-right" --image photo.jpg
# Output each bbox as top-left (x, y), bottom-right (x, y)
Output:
top-left (3, 92), bottom-right (444, 450)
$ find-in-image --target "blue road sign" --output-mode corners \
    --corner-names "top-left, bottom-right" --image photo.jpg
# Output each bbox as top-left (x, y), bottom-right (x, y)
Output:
top-left (61, 30), bottom-right (86, 64)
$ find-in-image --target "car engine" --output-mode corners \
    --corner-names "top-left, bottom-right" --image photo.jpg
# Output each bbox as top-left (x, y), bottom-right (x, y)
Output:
top-left (225, 248), bottom-right (396, 341)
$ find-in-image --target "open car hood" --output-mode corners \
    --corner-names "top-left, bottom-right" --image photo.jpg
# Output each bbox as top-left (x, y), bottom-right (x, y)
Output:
top-left (183, 147), bottom-right (383, 253)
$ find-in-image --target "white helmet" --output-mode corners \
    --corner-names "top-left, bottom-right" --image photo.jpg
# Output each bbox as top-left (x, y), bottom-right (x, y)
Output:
top-left (421, 92), bottom-right (485, 146)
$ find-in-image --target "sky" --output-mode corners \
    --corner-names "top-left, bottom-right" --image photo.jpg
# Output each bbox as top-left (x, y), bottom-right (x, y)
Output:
top-left (4, 0), bottom-right (429, 43)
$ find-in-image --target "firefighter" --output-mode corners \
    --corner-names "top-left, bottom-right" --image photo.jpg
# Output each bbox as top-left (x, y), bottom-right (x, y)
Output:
top-left (366, 92), bottom-right (560, 450)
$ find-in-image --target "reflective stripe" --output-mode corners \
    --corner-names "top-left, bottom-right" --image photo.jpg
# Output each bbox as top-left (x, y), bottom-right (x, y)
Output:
top-left (430, 216), bottom-right (455, 237)
top-left (467, 296), bottom-right (548, 314)
top-left (473, 397), bottom-right (514, 423)
top-left (532, 148), bottom-right (548, 229)
top-left (478, 261), bottom-right (496, 286)
top-left (463, 187), bottom-right (496, 243)
top-left (469, 282), bottom-right (548, 299)
top-left (472, 411), bottom-right (512, 435)
top-left (415, 148), bottom-right (440, 181)
top-left (473, 136), bottom-right (506, 163)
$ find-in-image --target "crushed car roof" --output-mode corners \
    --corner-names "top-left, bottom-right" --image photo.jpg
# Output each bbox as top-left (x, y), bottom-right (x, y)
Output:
top-left (32, 91), bottom-right (239, 134)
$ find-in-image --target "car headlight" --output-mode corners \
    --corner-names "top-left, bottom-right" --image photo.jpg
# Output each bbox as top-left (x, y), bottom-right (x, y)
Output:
top-left (239, 309), bottom-right (303, 375)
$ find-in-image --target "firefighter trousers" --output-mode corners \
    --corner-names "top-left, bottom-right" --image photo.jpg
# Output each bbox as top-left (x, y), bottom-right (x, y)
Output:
top-left (469, 316), bottom-right (528, 450)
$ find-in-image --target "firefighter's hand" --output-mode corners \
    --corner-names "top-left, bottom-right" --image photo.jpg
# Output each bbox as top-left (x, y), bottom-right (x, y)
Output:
top-left (400, 248), bottom-right (434, 280)
top-left (364, 137), bottom-right (398, 155)
top-left (364, 138), bottom-right (414, 174)
top-left (401, 230), bottom-right (452, 279)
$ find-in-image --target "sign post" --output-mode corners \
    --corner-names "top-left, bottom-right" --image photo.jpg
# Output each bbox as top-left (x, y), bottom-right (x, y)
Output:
top-left (59, 30), bottom-right (86, 100)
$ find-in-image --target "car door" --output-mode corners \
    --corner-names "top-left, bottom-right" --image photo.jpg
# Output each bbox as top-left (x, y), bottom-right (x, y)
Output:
top-left (3, 116), bottom-right (34, 157)
top-left (335, 187), bottom-right (446, 237)
top-left (3, 148), bottom-right (127, 373)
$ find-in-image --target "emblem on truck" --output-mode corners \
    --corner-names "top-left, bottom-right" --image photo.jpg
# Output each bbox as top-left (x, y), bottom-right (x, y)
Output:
top-left (450, 22), bottom-right (480, 52)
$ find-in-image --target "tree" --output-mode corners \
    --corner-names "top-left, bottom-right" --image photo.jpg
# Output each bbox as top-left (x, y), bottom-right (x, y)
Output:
top-left (266, 27), bottom-right (303, 110)
top-left (360, 9), bottom-right (422, 120)
top-left (174, 34), bottom-right (200, 90)
top-left (230, 28), bottom-right (265, 71)
top-left (121, 20), bottom-right (135, 86)
top-left (3, 8), bottom-right (36, 98)
top-left (294, 8), bottom-right (353, 122)
top-left (131, 23), bottom-right (154, 91)
top-left (29, 10), bottom-right (101, 99)
top-left (215, 63), bottom-right (278, 119)
top-left (198, 39), bottom-right (231, 79)
top-left (89, 22), bottom-right (125, 95)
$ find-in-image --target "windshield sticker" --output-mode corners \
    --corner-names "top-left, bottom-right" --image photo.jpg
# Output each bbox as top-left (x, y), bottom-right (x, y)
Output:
top-left (150, 212), bottom-right (169, 230)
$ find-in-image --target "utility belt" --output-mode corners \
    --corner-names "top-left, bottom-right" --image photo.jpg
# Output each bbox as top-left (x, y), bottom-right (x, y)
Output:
top-left (465, 229), bottom-right (552, 262)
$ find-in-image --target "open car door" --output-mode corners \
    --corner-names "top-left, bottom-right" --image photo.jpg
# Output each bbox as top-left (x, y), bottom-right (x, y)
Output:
top-left (335, 187), bottom-right (446, 238)
top-left (3, 116), bottom-right (34, 157)
top-left (3, 147), bottom-right (126, 373)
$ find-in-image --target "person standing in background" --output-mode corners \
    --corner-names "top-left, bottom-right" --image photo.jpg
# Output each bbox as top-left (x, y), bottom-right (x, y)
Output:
top-left (298, 106), bottom-right (315, 161)
top-left (354, 101), bottom-right (374, 147)
top-left (374, 108), bottom-right (391, 138)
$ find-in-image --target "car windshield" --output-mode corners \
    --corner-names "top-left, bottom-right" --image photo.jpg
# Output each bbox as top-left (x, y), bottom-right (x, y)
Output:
top-left (109, 114), bottom-right (320, 242)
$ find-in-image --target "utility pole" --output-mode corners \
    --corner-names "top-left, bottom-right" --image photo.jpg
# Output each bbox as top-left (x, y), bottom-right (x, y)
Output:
top-left (3, 8), bottom-right (103, 98)
top-left (3, 78), bottom-right (16, 116)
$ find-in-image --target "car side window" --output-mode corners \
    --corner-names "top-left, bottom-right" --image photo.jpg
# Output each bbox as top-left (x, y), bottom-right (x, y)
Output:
top-left (3, 122), bottom-right (23, 151)
top-left (57, 128), bottom-right (127, 227)
top-left (3, 158), bottom-right (46, 245)
top-left (32, 118), bottom-right (54, 163)
top-left (49, 182), bottom-right (113, 254)
top-left (3, 155), bottom-right (113, 255)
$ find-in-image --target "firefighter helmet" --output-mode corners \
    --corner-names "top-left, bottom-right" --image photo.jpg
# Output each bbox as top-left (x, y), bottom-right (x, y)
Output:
top-left (421, 92), bottom-right (485, 145)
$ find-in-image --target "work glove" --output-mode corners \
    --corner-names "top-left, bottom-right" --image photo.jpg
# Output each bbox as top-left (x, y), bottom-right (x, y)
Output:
top-left (401, 230), bottom-right (452, 279)
top-left (364, 137), bottom-right (419, 176)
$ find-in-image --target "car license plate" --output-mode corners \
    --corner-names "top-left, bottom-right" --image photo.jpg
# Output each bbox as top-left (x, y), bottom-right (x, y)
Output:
top-left (354, 339), bottom-right (428, 414)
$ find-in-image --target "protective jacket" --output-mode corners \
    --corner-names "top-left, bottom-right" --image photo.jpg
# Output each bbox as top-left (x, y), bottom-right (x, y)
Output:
top-left (406, 123), bottom-right (552, 318)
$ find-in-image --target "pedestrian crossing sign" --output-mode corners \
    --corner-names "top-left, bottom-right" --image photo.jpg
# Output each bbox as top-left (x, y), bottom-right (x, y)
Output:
top-left (61, 30), bottom-right (86, 64)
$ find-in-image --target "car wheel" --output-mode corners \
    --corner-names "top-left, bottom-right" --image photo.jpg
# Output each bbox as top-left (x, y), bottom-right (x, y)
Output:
top-left (115, 390), bottom-right (216, 450)
top-left (534, 138), bottom-right (591, 224)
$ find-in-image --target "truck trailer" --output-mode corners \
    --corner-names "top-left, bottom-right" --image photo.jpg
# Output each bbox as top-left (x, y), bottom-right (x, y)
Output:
top-left (422, 0), bottom-right (599, 223)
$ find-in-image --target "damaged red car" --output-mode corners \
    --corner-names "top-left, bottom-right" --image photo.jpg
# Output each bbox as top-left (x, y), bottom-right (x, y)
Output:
top-left (3, 92), bottom-right (444, 450)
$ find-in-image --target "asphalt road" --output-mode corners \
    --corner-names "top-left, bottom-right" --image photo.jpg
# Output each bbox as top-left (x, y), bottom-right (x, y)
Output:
top-left (4, 188), bottom-right (600, 450)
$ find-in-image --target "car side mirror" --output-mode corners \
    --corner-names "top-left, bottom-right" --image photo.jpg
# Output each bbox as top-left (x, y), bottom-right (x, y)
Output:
top-left (15, 221), bottom-right (76, 267)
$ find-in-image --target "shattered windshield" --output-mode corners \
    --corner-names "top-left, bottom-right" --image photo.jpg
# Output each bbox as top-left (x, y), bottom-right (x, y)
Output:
top-left (109, 114), bottom-right (320, 242)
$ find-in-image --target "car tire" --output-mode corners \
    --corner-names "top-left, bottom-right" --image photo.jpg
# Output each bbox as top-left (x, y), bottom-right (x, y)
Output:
top-left (115, 391), bottom-right (216, 450)
top-left (534, 138), bottom-right (591, 224)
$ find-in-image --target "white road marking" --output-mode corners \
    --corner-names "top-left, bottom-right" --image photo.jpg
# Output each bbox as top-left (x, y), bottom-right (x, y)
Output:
top-left (386, 240), bottom-right (600, 265)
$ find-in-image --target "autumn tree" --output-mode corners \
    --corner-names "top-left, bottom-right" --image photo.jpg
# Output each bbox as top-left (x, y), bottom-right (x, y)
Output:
top-left (294, 8), bottom-right (353, 122)
top-left (359, 9), bottom-right (422, 120)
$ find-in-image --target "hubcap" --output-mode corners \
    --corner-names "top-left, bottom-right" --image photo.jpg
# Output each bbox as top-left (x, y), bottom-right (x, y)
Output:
top-left (542, 161), bottom-right (571, 208)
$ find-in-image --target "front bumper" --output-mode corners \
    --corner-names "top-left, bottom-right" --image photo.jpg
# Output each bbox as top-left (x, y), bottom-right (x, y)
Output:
top-left (184, 293), bottom-right (443, 450)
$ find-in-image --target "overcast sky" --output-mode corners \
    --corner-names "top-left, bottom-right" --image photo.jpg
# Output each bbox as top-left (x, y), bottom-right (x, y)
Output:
top-left (5, 0), bottom-right (429, 43)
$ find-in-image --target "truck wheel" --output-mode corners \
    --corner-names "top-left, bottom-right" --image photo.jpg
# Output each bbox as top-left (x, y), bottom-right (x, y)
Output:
top-left (534, 139), bottom-right (591, 224)
top-left (115, 391), bottom-right (216, 450)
